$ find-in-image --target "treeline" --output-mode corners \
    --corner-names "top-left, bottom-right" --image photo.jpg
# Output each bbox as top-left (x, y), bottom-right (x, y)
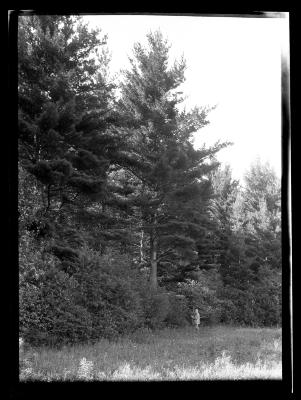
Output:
top-left (18, 15), bottom-right (281, 346)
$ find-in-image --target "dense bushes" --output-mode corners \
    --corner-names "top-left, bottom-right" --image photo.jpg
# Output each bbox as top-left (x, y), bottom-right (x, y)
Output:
top-left (73, 249), bottom-right (145, 339)
top-left (164, 293), bottom-right (190, 327)
top-left (20, 272), bottom-right (93, 346)
top-left (20, 244), bottom-right (147, 345)
top-left (140, 289), bottom-right (170, 329)
top-left (219, 286), bottom-right (256, 325)
top-left (19, 238), bottom-right (93, 346)
top-left (20, 242), bottom-right (189, 345)
top-left (20, 236), bottom-right (194, 345)
top-left (174, 264), bottom-right (281, 328)
top-left (218, 267), bottom-right (281, 326)
top-left (20, 226), bottom-right (281, 347)
top-left (20, 233), bottom-right (281, 347)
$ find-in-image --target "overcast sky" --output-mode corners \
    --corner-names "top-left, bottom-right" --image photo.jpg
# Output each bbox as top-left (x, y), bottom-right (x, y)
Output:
top-left (83, 14), bottom-right (288, 181)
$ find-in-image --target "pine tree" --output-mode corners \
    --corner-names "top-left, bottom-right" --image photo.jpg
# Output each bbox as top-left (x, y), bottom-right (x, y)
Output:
top-left (115, 31), bottom-right (229, 289)
top-left (18, 15), bottom-right (125, 260)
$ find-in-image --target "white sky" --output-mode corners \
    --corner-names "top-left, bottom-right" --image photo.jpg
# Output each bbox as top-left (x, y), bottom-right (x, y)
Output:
top-left (83, 14), bottom-right (289, 181)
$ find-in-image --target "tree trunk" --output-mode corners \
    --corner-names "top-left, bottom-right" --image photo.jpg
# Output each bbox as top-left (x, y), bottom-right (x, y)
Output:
top-left (140, 229), bottom-right (145, 264)
top-left (150, 228), bottom-right (158, 290)
top-left (100, 202), bottom-right (107, 255)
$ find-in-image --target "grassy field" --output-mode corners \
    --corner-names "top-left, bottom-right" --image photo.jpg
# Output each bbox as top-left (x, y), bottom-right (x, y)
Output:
top-left (19, 325), bottom-right (282, 381)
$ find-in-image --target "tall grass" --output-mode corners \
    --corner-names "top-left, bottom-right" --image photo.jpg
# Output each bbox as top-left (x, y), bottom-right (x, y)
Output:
top-left (19, 326), bottom-right (282, 381)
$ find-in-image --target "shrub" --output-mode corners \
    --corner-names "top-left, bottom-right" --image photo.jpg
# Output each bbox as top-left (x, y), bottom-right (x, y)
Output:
top-left (251, 285), bottom-right (281, 326)
top-left (21, 265), bottom-right (93, 346)
top-left (165, 293), bottom-right (190, 327)
top-left (218, 265), bottom-right (281, 327)
top-left (218, 296), bottom-right (239, 324)
top-left (140, 288), bottom-right (170, 329)
top-left (20, 241), bottom-right (150, 344)
top-left (218, 286), bottom-right (256, 326)
top-left (72, 247), bottom-right (146, 339)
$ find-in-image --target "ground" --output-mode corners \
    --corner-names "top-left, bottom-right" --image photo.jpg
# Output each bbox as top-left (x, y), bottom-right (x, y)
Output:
top-left (19, 325), bottom-right (282, 381)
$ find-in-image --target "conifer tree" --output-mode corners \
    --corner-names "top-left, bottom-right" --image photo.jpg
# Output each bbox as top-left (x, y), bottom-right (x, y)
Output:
top-left (18, 15), bottom-right (125, 260)
top-left (115, 31), bottom-right (228, 289)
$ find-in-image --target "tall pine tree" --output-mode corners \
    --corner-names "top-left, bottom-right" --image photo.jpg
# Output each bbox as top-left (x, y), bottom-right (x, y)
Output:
top-left (115, 31), bottom-right (229, 289)
top-left (18, 15), bottom-right (126, 263)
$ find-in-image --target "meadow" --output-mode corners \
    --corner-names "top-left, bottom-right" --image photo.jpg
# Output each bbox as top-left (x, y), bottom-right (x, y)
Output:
top-left (19, 325), bottom-right (282, 381)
